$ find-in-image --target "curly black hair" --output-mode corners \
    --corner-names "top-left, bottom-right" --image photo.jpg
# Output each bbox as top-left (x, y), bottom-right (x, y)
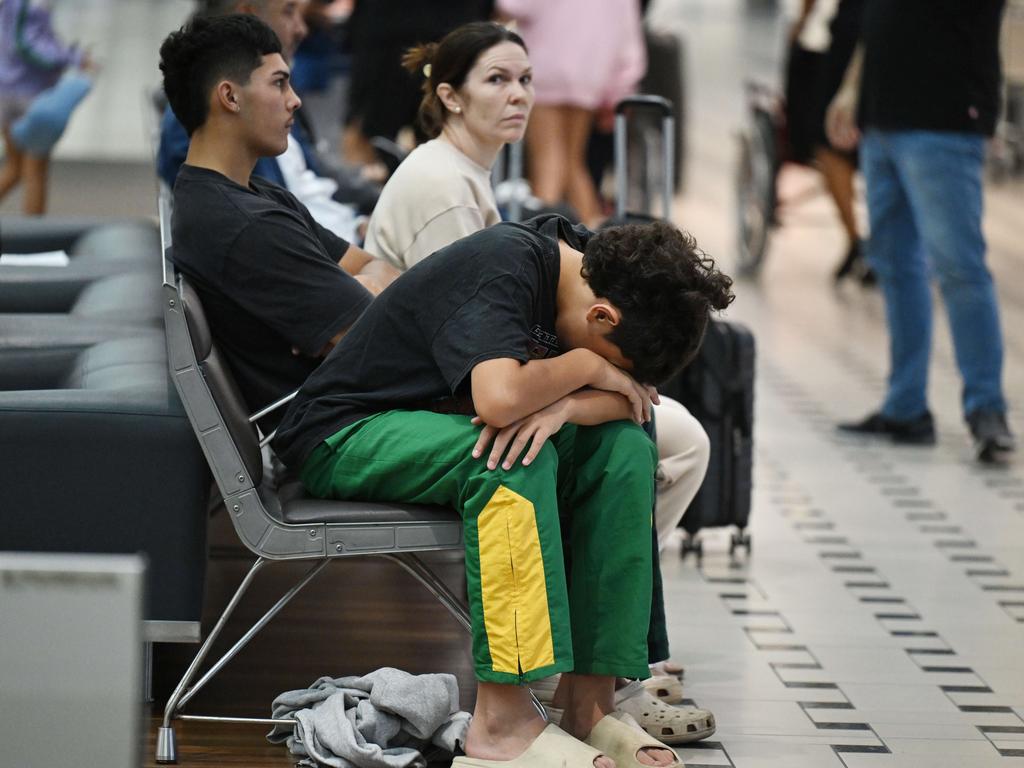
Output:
top-left (159, 14), bottom-right (281, 137)
top-left (582, 220), bottom-right (734, 385)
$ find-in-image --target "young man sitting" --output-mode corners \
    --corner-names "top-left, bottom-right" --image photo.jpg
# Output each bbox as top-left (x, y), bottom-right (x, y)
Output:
top-left (159, 14), bottom-right (397, 426)
top-left (273, 215), bottom-right (733, 767)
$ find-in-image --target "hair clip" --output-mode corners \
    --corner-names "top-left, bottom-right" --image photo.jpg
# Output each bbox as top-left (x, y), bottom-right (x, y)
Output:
top-left (423, 63), bottom-right (432, 78)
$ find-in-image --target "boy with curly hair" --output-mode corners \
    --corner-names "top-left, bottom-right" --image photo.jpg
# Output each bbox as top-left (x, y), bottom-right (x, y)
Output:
top-left (273, 214), bottom-right (732, 767)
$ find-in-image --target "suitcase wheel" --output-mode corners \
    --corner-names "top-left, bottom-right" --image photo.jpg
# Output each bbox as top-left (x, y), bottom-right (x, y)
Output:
top-left (729, 530), bottom-right (752, 556)
top-left (680, 535), bottom-right (703, 561)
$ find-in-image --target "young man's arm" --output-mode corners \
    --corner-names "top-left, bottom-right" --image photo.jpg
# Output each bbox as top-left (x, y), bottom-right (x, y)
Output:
top-left (470, 349), bottom-right (655, 429)
top-left (339, 243), bottom-right (400, 295)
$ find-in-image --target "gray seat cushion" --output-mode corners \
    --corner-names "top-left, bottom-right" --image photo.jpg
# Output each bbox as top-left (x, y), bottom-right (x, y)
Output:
top-left (70, 272), bottom-right (162, 323)
top-left (278, 480), bottom-right (460, 526)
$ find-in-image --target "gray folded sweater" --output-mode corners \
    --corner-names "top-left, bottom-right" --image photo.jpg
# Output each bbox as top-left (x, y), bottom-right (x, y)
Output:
top-left (267, 667), bottom-right (471, 768)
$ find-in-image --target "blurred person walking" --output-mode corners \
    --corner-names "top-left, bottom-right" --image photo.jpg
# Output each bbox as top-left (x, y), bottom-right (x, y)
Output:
top-left (0, 0), bottom-right (89, 214)
top-left (340, 0), bottom-right (492, 169)
top-left (497, 0), bottom-right (646, 227)
top-left (787, 0), bottom-right (871, 283)
top-left (828, 0), bottom-right (1015, 463)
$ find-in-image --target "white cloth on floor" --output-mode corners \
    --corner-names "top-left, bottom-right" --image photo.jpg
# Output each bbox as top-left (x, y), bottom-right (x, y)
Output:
top-left (267, 667), bottom-right (471, 768)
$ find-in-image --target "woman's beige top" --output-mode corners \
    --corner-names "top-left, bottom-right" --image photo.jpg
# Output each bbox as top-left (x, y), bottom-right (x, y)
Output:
top-left (363, 138), bottom-right (501, 271)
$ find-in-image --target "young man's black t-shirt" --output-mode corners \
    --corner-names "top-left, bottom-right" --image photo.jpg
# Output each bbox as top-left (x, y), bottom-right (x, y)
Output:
top-left (171, 165), bottom-right (372, 428)
top-left (273, 214), bottom-right (591, 469)
top-left (859, 0), bottom-right (1006, 136)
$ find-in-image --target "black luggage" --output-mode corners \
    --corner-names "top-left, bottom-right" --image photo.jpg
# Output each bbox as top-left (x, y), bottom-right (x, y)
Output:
top-left (611, 94), bottom-right (756, 560)
top-left (612, 94), bottom-right (676, 222)
top-left (662, 320), bottom-right (755, 559)
top-left (639, 26), bottom-right (686, 189)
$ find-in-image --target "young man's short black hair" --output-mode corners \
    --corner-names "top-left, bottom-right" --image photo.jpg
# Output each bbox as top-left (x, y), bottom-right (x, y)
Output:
top-left (159, 13), bottom-right (282, 136)
top-left (582, 221), bottom-right (734, 385)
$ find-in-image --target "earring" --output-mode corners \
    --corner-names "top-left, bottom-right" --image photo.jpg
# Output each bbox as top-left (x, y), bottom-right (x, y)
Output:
top-left (453, 106), bottom-right (461, 114)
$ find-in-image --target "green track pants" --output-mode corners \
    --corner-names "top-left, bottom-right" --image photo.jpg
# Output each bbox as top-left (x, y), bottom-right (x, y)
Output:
top-left (301, 410), bottom-right (658, 684)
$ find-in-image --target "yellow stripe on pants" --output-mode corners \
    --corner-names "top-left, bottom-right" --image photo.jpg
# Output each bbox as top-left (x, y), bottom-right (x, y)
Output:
top-left (478, 485), bottom-right (556, 675)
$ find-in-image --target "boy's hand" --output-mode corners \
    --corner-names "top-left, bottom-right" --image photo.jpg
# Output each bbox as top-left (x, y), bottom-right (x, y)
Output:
top-left (589, 357), bottom-right (659, 424)
top-left (471, 398), bottom-right (574, 470)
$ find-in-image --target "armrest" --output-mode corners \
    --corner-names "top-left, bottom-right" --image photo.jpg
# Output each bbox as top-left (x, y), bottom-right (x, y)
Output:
top-left (0, 216), bottom-right (138, 253)
top-left (0, 215), bottom-right (153, 253)
top-left (0, 389), bottom-right (210, 623)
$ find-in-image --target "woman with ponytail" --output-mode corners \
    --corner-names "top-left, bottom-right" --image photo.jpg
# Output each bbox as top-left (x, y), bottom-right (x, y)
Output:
top-left (362, 21), bottom-right (533, 271)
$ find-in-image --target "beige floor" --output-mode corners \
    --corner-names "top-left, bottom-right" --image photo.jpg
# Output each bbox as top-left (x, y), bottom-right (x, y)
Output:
top-left (5, 1), bottom-right (1024, 766)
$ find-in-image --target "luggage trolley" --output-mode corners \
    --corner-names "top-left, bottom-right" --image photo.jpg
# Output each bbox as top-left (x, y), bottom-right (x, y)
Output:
top-left (992, 0), bottom-right (1024, 180)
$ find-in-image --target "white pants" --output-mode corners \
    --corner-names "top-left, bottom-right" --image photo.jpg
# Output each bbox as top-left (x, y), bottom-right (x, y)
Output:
top-left (653, 396), bottom-right (710, 551)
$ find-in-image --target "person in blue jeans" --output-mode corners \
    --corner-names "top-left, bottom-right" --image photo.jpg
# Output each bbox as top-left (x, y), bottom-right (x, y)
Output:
top-left (826, 0), bottom-right (1015, 464)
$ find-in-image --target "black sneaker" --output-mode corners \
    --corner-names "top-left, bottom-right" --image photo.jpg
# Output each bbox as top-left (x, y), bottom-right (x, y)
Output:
top-left (966, 409), bottom-right (1015, 464)
top-left (834, 241), bottom-right (863, 282)
top-left (838, 411), bottom-right (936, 445)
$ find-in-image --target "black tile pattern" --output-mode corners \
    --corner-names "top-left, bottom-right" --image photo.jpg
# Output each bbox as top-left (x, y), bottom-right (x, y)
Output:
top-left (699, 478), bottom-right (893, 764)
top-left (760, 365), bottom-right (1024, 757)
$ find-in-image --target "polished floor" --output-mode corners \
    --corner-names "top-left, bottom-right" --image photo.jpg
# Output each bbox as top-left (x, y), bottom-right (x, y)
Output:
top-left (658, 2), bottom-right (1024, 765)
top-left (4, 1), bottom-right (1023, 766)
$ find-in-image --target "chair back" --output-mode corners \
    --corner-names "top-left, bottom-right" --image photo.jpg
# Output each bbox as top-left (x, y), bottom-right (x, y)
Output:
top-left (163, 272), bottom-right (264, 501)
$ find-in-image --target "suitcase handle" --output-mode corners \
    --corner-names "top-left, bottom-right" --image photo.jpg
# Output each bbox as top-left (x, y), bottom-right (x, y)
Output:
top-left (614, 95), bottom-right (675, 219)
top-left (614, 95), bottom-right (673, 117)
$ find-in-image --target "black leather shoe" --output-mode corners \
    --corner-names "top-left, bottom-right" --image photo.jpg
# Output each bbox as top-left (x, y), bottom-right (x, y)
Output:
top-left (838, 411), bottom-right (936, 445)
top-left (966, 409), bottom-right (1015, 464)
top-left (834, 242), bottom-right (863, 282)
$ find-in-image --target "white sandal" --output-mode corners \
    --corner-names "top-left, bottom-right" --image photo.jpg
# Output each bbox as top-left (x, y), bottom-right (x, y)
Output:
top-left (641, 674), bottom-right (684, 704)
top-left (584, 711), bottom-right (683, 767)
top-left (452, 723), bottom-right (607, 767)
top-left (614, 681), bottom-right (715, 745)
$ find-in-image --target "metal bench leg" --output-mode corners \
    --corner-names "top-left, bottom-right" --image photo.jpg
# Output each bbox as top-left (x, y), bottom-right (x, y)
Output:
top-left (156, 556), bottom-right (332, 763)
top-left (382, 552), bottom-right (471, 632)
top-left (155, 557), bottom-right (267, 763)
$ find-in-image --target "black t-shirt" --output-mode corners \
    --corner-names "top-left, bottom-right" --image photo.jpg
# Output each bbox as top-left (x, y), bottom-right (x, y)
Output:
top-left (859, 0), bottom-right (1005, 136)
top-left (171, 165), bottom-right (371, 427)
top-left (273, 214), bottom-right (590, 468)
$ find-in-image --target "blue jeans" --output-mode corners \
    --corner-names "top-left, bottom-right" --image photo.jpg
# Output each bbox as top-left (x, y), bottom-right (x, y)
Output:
top-left (860, 130), bottom-right (1006, 420)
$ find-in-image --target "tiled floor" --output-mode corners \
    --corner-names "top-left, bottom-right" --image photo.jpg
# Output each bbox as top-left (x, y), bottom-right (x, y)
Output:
top-left (11, 1), bottom-right (1024, 766)
top-left (648, 2), bottom-right (1024, 766)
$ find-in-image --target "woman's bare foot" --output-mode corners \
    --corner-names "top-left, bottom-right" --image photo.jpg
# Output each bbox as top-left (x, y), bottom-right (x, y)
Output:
top-left (648, 660), bottom-right (684, 678)
top-left (466, 682), bottom-right (612, 767)
top-left (555, 674), bottom-right (675, 767)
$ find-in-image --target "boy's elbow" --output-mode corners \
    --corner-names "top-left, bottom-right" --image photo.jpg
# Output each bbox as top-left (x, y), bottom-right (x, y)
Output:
top-left (472, 389), bottom-right (518, 428)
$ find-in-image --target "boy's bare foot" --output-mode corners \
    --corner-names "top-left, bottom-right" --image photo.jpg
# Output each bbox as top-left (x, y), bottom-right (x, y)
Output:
top-left (556, 674), bottom-right (676, 767)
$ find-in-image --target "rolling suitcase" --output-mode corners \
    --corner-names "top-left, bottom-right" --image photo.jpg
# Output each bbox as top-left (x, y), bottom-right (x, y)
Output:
top-left (664, 320), bottom-right (755, 559)
top-left (611, 95), bottom-right (756, 560)
top-left (639, 26), bottom-right (686, 189)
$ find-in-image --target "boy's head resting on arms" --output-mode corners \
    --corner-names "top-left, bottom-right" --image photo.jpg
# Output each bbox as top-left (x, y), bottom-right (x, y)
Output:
top-left (159, 13), bottom-right (291, 150)
top-left (561, 220), bottom-right (734, 386)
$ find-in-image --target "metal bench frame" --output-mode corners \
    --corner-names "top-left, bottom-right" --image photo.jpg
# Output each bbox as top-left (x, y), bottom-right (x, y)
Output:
top-left (155, 193), bottom-right (471, 763)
